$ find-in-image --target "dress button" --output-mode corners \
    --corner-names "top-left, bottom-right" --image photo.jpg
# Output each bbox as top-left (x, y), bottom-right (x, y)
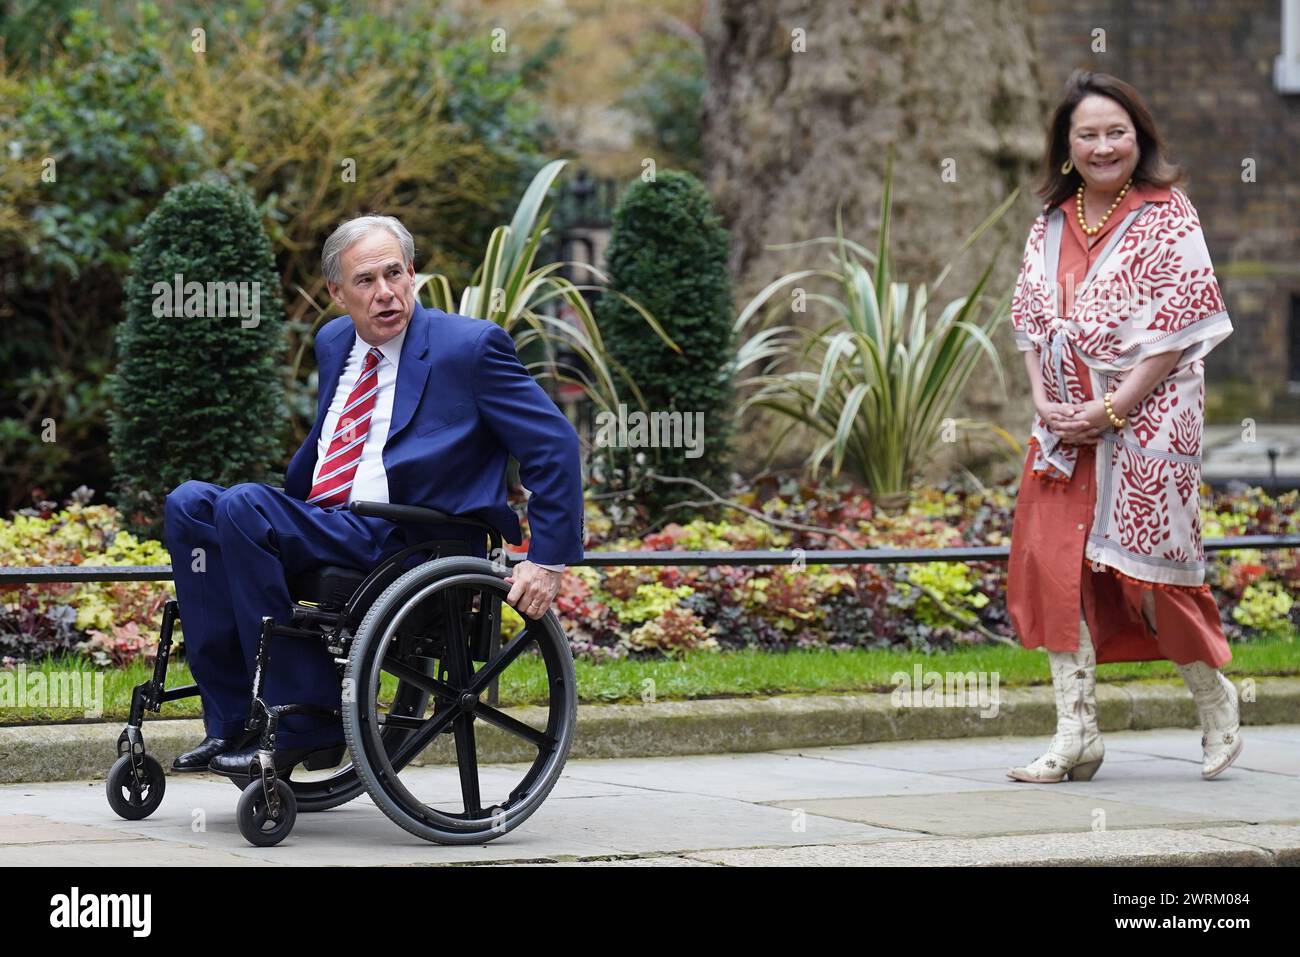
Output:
top-left (1076, 523), bottom-right (1085, 530)
top-left (1080, 484), bottom-right (1087, 490)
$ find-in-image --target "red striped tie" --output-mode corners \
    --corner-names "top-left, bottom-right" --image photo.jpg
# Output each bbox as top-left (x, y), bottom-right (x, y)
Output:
top-left (307, 346), bottom-right (383, 508)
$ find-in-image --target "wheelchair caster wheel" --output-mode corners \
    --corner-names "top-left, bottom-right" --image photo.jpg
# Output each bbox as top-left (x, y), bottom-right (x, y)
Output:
top-left (106, 753), bottom-right (166, 820)
top-left (237, 779), bottom-right (297, 847)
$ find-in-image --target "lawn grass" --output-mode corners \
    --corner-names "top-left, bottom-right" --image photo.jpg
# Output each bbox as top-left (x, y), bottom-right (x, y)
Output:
top-left (3, 634), bottom-right (1296, 725)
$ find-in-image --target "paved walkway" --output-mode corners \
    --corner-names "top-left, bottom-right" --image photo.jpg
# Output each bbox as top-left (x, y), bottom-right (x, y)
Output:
top-left (2, 725), bottom-right (1297, 865)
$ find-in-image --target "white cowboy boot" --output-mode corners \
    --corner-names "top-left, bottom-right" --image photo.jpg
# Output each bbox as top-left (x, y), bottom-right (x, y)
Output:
top-left (1008, 620), bottom-right (1104, 783)
top-left (1175, 661), bottom-right (1243, 779)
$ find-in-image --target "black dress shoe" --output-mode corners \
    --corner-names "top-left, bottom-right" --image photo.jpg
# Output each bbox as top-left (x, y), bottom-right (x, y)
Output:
top-left (207, 742), bottom-right (339, 778)
top-left (173, 735), bottom-right (244, 772)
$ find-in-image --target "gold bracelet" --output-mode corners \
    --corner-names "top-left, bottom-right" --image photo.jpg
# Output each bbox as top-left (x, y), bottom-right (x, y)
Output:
top-left (1103, 391), bottom-right (1127, 429)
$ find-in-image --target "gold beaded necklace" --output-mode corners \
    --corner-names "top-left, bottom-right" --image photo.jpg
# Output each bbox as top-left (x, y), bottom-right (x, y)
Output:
top-left (1076, 177), bottom-right (1133, 237)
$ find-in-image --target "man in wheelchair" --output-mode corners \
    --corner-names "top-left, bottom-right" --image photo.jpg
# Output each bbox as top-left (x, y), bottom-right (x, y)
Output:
top-left (161, 214), bottom-right (584, 777)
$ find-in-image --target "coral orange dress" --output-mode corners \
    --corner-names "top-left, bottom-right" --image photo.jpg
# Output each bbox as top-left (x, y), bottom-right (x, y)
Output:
top-left (1007, 183), bottom-right (1231, 667)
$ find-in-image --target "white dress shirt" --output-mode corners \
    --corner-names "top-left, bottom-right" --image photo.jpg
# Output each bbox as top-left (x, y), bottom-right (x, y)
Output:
top-left (311, 326), bottom-right (407, 505)
top-left (310, 323), bottom-right (563, 572)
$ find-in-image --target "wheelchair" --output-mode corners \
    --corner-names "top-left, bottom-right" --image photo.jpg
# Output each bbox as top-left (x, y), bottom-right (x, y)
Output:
top-left (105, 500), bottom-right (578, 847)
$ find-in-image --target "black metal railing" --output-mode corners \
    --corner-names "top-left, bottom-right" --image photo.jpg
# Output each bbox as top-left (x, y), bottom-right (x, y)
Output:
top-left (3, 535), bottom-right (1298, 585)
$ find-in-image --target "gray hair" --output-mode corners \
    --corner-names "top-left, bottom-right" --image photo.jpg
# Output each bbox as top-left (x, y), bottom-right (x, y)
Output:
top-left (321, 214), bottom-right (415, 284)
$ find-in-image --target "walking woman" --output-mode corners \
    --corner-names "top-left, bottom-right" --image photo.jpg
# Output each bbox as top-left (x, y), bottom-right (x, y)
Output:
top-left (1006, 71), bottom-right (1241, 783)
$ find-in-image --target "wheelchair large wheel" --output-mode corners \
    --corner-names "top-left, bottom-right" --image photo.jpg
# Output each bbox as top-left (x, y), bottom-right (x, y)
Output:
top-left (343, 557), bottom-right (577, 845)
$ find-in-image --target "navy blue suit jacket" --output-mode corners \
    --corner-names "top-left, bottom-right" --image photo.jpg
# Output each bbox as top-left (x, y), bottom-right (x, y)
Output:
top-left (284, 305), bottom-right (584, 565)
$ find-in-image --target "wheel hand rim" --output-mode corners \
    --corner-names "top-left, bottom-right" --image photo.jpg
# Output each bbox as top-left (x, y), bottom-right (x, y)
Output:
top-left (355, 569), bottom-right (573, 834)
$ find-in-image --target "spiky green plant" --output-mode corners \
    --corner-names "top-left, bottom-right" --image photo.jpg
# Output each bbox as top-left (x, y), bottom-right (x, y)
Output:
top-left (415, 159), bottom-right (677, 414)
top-left (734, 161), bottom-right (1019, 497)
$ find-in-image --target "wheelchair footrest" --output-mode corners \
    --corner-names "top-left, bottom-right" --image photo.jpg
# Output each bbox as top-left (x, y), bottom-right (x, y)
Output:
top-left (302, 744), bottom-right (347, 771)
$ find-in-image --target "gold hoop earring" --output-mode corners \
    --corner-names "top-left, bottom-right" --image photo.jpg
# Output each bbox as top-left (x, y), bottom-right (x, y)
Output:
top-left (1061, 158), bottom-right (1074, 175)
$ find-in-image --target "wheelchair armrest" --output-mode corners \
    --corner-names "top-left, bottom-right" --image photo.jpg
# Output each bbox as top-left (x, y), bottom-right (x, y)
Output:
top-left (350, 500), bottom-right (502, 553)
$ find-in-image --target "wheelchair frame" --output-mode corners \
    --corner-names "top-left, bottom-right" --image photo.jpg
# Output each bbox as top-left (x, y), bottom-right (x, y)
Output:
top-left (106, 500), bottom-right (578, 847)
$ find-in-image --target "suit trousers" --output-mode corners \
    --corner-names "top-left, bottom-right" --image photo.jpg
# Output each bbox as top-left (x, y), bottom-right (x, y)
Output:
top-left (163, 480), bottom-right (418, 749)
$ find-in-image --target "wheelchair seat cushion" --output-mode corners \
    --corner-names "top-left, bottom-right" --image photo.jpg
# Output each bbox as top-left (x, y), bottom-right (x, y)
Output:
top-left (289, 538), bottom-right (476, 611)
top-left (290, 565), bottom-right (368, 609)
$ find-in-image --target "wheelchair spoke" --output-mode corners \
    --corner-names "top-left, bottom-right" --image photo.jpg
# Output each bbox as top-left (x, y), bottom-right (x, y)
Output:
top-left (381, 653), bottom-right (458, 704)
top-left (472, 701), bottom-right (554, 751)
top-left (388, 704), bottom-right (460, 771)
top-left (451, 714), bottom-right (482, 817)
top-left (466, 622), bottom-right (538, 697)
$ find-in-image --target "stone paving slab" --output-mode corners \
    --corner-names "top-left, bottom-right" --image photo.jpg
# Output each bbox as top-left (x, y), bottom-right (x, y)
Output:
top-left (1096, 730), bottom-right (1300, 776)
top-left (0, 767), bottom-right (906, 866)
top-left (559, 750), bottom-right (1006, 801)
top-left (770, 790), bottom-right (1233, 838)
top-left (776, 738), bottom-right (1151, 773)
top-left (681, 828), bottom-right (1275, 867)
top-left (0, 813), bottom-right (153, 845)
top-left (2, 726), bottom-right (1294, 866)
top-left (0, 837), bottom-right (281, 867)
top-left (1196, 824), bottom-right (1300, 865)
top-left (517, 855), bottom-right (723, 866)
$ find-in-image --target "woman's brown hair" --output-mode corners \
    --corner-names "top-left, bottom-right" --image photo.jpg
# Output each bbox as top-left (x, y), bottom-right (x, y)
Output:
top-left (1037, 70), bottom-right (1182, 208)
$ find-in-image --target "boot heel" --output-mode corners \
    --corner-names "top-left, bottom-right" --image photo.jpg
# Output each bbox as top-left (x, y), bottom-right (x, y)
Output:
top-left (1066, 758), bottom-right (1103, 781)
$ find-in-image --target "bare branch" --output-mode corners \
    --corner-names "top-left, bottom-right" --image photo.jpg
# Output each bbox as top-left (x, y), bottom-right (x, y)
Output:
top-left (645, 472), bottom-right (859, 548)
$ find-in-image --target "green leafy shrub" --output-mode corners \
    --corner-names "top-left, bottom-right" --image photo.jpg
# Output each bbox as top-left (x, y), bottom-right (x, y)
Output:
top-left (2, 8), bottom-right (201, 280)
top-left (595, 170), bottom-right (735, 516)
top-left (0, 1), bottom-right (559, 512)
top-left (108, 181), bottom-right (288, 539)
top-left (0, 7), bottom-right (205, 510)
top-left (163, 4), bottom-right (562, 443)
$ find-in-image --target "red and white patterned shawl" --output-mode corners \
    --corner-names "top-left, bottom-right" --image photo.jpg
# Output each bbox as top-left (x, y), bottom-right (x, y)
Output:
top-left (1009, 188), bottom-right (1233, 588)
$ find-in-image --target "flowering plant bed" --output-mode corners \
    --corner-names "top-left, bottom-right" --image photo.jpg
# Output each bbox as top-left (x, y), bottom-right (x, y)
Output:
top-left (3, 480), bottom-right (1296, 665)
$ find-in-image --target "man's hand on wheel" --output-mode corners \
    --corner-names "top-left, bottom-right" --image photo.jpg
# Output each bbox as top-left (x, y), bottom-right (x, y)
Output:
top-left (504, 560), bottom-right (562, 620)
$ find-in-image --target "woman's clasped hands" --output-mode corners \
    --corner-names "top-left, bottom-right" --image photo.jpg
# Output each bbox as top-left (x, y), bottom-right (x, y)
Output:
top-left (1038, 399), bottom-right (1111, 445)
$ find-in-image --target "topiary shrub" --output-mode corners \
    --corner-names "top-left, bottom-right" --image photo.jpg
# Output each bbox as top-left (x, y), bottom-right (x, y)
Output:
top-left (595, 170), bottom-right (735, 518)
top-left (107, 181), bottom-right (288, 539)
